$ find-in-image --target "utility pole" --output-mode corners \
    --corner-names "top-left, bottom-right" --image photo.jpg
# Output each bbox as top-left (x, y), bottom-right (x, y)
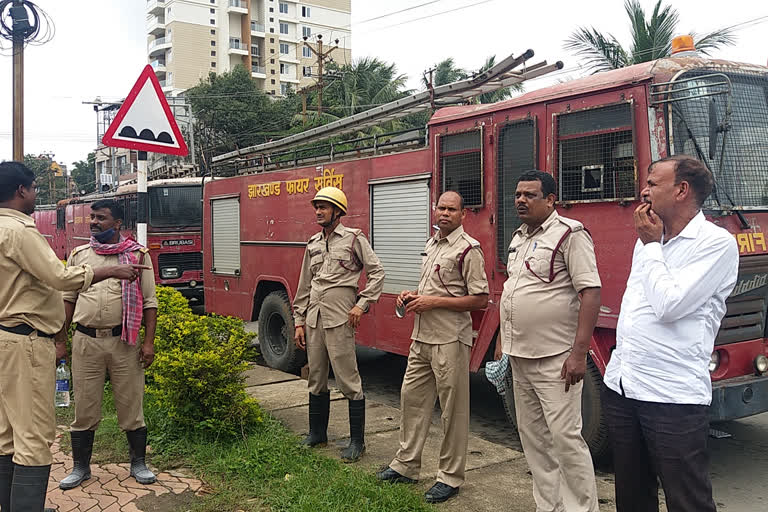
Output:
top-left (11, 0), bottom-right (29, 160)
top-left (302, 34), bottom-right (338, 116)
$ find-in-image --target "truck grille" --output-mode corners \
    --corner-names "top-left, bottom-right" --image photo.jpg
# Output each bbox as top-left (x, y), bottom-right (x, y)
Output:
top-left (158, 252), bottom-right (203, 274)
top-left (716, 255), bottom-right (768, 345)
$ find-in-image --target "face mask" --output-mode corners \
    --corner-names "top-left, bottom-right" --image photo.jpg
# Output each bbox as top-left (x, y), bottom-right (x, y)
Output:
top-left (93, 228), bottom-right (116, 244)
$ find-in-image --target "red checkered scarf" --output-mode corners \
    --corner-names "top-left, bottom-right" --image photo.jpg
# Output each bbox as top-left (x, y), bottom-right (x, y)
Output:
top-left (89, 235), bottom-right (144, 345)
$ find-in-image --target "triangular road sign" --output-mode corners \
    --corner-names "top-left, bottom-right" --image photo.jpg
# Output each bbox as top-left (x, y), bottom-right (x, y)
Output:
top-left (102, 65), bottom-right (188, 156)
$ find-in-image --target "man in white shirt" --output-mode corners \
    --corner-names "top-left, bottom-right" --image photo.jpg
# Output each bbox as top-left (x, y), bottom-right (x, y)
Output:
top-left (604, 156), bottom-right (738, 512)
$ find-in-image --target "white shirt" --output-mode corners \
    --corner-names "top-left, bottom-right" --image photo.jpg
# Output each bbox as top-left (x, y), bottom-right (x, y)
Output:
top-left (604, 211), bottom-right (739, 405)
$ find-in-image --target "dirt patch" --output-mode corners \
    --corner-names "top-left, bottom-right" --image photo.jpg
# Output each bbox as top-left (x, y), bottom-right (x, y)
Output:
top-left (135, 488), bottom-right (200, 511)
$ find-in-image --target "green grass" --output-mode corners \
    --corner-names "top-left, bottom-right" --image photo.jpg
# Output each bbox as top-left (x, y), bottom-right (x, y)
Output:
top-left (59, 389), bottom-right (434, 512)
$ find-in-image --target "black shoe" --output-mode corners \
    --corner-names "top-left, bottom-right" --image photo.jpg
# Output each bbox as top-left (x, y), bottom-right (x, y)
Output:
top-left (126, 427), bottom-right (156, 484)
top-left (376, 467), bottom-right (417, 484)
top-left (340, 398), bottom-right (365, 463)
top-left (10, 463), bottom-right (51, 511)
top-left (301, 392), bottom-right (330, 448)
top-left (425, 481), bottom-right (459, 503)
top-left (59, 430), bottom-right (95, 490)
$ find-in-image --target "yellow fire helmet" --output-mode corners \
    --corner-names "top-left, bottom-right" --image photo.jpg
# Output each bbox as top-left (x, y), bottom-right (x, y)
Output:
top-left (312, 186), bottom-right (348, 215)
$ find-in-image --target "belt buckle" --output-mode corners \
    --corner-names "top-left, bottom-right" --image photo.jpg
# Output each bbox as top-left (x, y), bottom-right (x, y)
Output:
top-left (96, 328), bottom-right (113, 338)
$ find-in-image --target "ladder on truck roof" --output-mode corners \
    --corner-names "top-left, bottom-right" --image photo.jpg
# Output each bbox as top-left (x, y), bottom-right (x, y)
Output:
top-left (212, 49), bottom-right (564, 165)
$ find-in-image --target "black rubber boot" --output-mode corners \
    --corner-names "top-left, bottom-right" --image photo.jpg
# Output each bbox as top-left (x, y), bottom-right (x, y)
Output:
top-left (340, 397), bottom-right (365, 463)
top-left (301, 392), bottom-right (330, 447)
top-left (126, 427), bottom-right (156, 485)
top-left (9, 463), bottom-right (54, 512)
top-left (0, 454), bottom-right (13, 512)
top-left (59, 430), bottom-right (95, 490)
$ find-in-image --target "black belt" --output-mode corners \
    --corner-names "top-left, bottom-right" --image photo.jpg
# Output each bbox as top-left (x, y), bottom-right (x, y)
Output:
top-left (76, 324), bottom-right (122, 338)
top-left (0, 323), bottom-right (54, 339)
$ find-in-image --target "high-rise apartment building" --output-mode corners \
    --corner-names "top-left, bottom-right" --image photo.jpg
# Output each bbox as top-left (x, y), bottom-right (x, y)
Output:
top-left (146, 0), bottom-right (352, 96)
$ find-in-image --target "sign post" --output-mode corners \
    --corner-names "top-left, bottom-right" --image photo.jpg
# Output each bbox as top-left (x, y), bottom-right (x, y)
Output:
top-left (101, 65), bottom-right (188, 245)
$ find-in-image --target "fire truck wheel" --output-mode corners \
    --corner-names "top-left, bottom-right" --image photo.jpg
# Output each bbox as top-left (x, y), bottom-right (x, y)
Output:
top-left (258, 290), bottom-right (307, 373)
top-left (500, 355), bottom-right (610, 462)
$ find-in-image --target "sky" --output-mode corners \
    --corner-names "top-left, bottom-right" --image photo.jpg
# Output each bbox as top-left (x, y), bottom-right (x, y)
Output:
top-left (0, 0), bottom-right (765, 169)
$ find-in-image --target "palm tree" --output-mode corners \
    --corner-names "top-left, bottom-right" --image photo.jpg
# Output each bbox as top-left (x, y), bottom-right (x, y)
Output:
top-left (422, 58), bottom-right (468, 88)
top-left (564, 0), bottom-right (736, 73)
top-left (475, 55), bottom-right (523, 104)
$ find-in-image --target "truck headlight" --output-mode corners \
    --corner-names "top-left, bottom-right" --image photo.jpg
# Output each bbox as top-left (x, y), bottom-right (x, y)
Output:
top-left (755, 355), bottom-right (768, 375)
top-left (709, 351), bottom-right (721, 373)
top-left (160, 267), bottom-right (180, 279)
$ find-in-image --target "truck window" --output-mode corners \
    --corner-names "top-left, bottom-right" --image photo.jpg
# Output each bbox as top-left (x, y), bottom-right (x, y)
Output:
top-left (497, 119), bottom-right (536, 265)
top-left (556, 102), bottom-right (636, 202)
top-left (56, 207), bottom-right (65, 230)
top-left (440, 129), bottom-right (483, 207)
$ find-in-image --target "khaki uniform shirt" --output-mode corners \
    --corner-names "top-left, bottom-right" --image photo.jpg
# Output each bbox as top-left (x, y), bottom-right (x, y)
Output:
top-left (411, 226), bottom-right (489, 347)
top-left (63, 244), bottom-right (158, 328)
top-left (0, 207), bottom-right (94, 334)
top-left (293, 223), bottom-right (385, 329)
top-left (500, 210), bottom-right (601, 359)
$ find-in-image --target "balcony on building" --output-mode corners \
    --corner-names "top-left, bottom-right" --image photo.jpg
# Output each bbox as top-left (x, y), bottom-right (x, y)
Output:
top-left (280, 74), bottom-right (300, 84)
top-left (146, 0), bottom-right (165, 16)
top-left (250, 20), bottom-right (265, 35)
top-left (228, 38), bottom-right (249, 56)
top-left (227, 0), bottom-right (248, 14)
top-left (150, 59), bottom-right (166, 73)
top-left (251, 64), bottom-right (266, 78)
top-left (147, 15), bottom-right (166, 36)
top-left (148, 36), bottom-right (171, 57)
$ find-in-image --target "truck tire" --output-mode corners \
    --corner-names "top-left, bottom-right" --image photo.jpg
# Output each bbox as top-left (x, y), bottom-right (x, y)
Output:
top-left (258, 290), bottom-right (306, 373)
top-left (501, 355), bottom-right (610, 462)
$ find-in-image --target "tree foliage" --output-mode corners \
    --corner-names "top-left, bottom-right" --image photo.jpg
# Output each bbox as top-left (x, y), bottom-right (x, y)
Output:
top-left (564, 0), bottom-right (737, 73)
top-left (71, 152), bottom-right (96, 195)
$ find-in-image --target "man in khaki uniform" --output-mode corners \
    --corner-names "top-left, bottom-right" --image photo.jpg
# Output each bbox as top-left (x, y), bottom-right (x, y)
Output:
top-left (293, 186), bottom-right (385, 462)
top-left (498, 170), bottom-right (601, 512)
top-left (377, 191), bottom-right (489, 504)
top-left (0, 162), bottom-right (144, 512)
top-left (59, 199), bottom-right (158, 490)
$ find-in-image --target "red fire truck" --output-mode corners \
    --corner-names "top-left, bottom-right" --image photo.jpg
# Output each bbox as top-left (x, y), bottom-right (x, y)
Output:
top-left (203, 49), bottom-right (768, 458)
top-left (33, 177), bottom-right (205, 304)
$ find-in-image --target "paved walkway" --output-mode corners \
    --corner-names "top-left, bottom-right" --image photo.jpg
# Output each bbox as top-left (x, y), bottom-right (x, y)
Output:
top-left (45, 431), bottom-right (203, 512)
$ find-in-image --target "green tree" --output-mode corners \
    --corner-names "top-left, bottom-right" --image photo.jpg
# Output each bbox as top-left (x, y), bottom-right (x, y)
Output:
top-left (564, 0), bottom-right (736, 73)
top-left (422, 58), bottom-right (468, 88)
top-left (475, 55), bottom-right (523, 104)
top-left (71, 152), bottom-right (96, 195)
top-left (24, 154), bottom-right (64, 205)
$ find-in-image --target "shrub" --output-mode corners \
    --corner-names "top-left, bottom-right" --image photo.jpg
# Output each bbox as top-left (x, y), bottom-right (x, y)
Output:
top-left (148, 287), bottom-right (261, 438)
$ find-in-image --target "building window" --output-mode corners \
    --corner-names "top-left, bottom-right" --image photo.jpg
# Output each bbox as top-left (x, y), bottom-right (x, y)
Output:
top-left (279, 23), bottom-right (288, 35)
top-left (269, 7), bottom-right (274, 13)
top-left (270, 48), bottom-right (275, 53)
top-left (269, 17), bottom-right (274, 22)
top-left (302, 46), bottom-right (312, 58)
top-left (280, 63), bottom-right (286, 73)
top-left (302, 66), bottom-right (311, 77)
top-left (271, 69), bottom-right (275, 74)
top-left (270, 28), bottom-right (274, 33)
top-left (210, 29), bottom-right (215, 34)
top-left (210, 19), bottom-right (215, 24)
top-left (211, 50), bottom-right (216, 56)
top-left (270, 37), bottom-right (274, 43)
top-left (211, 62), bottom-right (216, 67)
top-left (251, 45), bottom-right (259, 56)
top-left (556, 102), bottom-right (635, 201)
top-left (211, 41), bottom-right (216, 46)
top-left (281, 83), bottom-right (290, 95)
top-left (279, 43), bottom-right (289, 54)
top-left (302, 6), bottom-right (310, 17)
top-left (439, 130), bottom-right (484, 208)
top-left (279, 2), bottom-right (288, 14)
top-left (271, 79), bottom-right (275, 84)
top-left (302, 26), bottom-right (311, 38)
top-left (210, 8), bottom-right (215, 13)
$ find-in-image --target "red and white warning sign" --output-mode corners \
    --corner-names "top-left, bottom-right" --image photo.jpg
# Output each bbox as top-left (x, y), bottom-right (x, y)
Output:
top-left (102, 65), bottom-right (188, 156)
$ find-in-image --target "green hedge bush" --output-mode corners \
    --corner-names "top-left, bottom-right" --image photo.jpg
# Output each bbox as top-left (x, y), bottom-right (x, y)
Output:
top-left (148, 287), bottom-right (262, 437)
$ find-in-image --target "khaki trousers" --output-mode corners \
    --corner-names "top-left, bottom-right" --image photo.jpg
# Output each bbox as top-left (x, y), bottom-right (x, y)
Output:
top-left (390, 341), bottom-right (470, 488)
top-left (70, 331), bottom-right (146, 432)
top-left (511, 352), bottom-right (598, 512)
top-left (306, 313), bottom-right (363, 400)
top-left (0, 330), bottom-right (56, 466)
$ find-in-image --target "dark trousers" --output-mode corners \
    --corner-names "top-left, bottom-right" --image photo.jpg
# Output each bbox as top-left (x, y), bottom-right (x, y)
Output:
top-left (603, 385), bottom-right (716, 512)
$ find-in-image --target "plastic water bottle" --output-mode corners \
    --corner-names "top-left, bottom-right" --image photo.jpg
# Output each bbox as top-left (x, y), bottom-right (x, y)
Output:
top-left (55, 359), bottom-right (71, 407)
